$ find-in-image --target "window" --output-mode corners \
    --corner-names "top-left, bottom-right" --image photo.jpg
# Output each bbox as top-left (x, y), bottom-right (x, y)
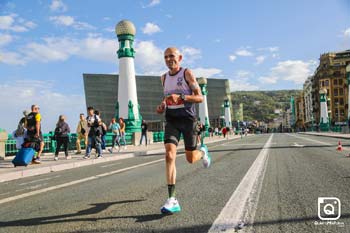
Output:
top-left (341, 109), bottom-right (345, 116)
top-left (334, 98), bottom-right (339, 104)
top-left (335, 109), bottom-right (339, 117)
top-left (321, 81), bottom-right (325, 87)
top-left (339, 79), bottom-right (343, 85)
top-left (325, 80), bottom-right (329, 86)
top-left (340, 98), bottom-right (344, 105)
top-left (334, 79), bottom-right (338, 85)
top-left (339, 88), bottom-right (344, 95)
top-left (334, 89), bottom-right (338, 96)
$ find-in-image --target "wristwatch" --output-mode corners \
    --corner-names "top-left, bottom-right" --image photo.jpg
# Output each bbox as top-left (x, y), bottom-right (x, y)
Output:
top-left (180, 93), bottom-right (186, 101)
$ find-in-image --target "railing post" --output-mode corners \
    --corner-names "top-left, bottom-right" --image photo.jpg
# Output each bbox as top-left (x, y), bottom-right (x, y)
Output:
top-left (0, 129), bottom-right (8, 160)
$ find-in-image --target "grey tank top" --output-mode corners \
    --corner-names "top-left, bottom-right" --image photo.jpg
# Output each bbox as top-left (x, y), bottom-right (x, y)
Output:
top-left (163, 67), bottom-right (196, 119)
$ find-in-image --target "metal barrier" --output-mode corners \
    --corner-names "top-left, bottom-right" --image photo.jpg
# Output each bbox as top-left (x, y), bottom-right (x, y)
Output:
top-left (5, 132), bottom-right (135, 156)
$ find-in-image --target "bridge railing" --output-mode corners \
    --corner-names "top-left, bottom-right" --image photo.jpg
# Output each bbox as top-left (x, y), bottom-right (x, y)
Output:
top-left (6, 131), bottom-right (165, 156)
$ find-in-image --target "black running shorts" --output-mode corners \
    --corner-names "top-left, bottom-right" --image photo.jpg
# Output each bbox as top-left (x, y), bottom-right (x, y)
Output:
top-left (164, 117), bottom-right (199, 151)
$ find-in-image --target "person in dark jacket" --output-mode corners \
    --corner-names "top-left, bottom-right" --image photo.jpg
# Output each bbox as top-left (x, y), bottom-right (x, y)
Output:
top-left (54, 115), bottom-right (71, 160)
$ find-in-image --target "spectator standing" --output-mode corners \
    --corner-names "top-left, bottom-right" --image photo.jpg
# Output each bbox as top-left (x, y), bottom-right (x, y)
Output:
top-left (54, 115), bottom-right (71, 160)
top-left (108, 118), bottom-right (121, 153)
top-left (75, 113), bottom-right (88, 154)
top-left (222, 127), bottom-right (227, 138)
top-left (139, 120), bottom-right (148, 146)
top-left (119, 117), bottom-right (127, 149)
top-left (25, 104), bottom-right (44, 164)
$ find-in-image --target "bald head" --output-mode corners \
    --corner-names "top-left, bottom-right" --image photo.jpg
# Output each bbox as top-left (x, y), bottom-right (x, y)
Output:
top-left (164, 47), bottom-right (181, 56)
top-left (164, 47), bottom-right (182, 72)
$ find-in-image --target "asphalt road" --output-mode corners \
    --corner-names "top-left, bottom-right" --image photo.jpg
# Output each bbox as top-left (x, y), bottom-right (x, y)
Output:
top-left (0, 133), bottom-right (350, 233)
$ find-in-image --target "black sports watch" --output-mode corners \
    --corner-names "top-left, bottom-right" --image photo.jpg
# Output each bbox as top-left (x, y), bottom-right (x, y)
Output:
top-left (180, 93), bottom-right (186, 101)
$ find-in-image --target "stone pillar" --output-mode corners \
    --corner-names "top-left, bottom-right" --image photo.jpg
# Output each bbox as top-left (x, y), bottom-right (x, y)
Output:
top-left (0, 129), bottom-right (8, 160)
top-left (115, 20), bottom-right (142, 133)
top-left (198, 77), bottom-right (210, 129)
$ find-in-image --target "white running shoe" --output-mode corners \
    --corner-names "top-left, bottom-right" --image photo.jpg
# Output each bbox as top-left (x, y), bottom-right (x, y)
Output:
top-left (200, 144), bottom-right (211, 168)
top-left (54, 156), bottom-right (58, 161)
top-left (160, 197), bottom-right (181, 214)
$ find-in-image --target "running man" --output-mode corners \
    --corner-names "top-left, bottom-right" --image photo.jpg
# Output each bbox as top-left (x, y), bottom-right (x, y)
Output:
top-left (156, 47), bottom-right (211, 214)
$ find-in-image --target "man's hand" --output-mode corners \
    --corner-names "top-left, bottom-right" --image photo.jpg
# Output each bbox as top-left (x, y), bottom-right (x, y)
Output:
top-left (156, 101), bottom-right (166, 114)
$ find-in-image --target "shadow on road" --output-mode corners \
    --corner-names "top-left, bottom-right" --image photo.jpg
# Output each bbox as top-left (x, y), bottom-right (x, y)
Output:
top-left (0, 199), bottom-right (145, 227)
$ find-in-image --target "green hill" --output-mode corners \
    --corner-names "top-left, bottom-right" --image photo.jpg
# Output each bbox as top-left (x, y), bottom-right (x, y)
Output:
top-left (231, 90), bottom-right (302, 122)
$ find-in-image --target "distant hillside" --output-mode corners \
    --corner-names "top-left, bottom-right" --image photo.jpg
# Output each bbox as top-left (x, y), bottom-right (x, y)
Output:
top-left (231, 90), bottom-right (302, 122)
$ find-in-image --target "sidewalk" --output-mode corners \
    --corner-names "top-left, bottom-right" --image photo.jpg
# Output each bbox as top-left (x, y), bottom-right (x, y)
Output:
top-left (0, 135), bottom-right (243, 183)
top-left (298, 131), bottom-right (350, 139)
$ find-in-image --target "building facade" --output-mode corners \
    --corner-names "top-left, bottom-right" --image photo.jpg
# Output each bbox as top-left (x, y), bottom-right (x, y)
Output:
top-left (312, 50), bottom-right (350, 126)
top-left (303, 75), bottom-right (313, 126)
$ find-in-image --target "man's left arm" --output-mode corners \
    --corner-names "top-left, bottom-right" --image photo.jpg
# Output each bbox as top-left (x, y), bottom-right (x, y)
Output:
top-left (183, 69), bottom-right (203, 103)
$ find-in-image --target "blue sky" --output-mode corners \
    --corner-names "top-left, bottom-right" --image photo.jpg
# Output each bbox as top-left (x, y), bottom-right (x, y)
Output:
top-left (0, 0), bottom-right (349, 133)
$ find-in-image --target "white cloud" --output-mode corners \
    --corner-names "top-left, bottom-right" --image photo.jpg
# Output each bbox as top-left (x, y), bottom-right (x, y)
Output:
top-left (0, 79), bottom-right (85, 133)
top-left (261, 60), bottom-right (316, 85)
top-left (50, 0), bottom-right (68, 12)
top-left (181, 46), bottom-right (201, 64)
top-left (3, 35), bottom-right (117, 65)
top-left (50, 15), bottom-right (95, 30)
top-left (104, 27), bottom-right (115, 33)
top-left (0, 33), bottom-right (13, 47)
top-left (229, 80), bottom-right (259, 91)
top-left (0, 50), bottom-right (26, 65)
top-left (191, 67), bottom-right (222, 78)
top-left (235, 48), bottom-right (253, 57)
top-left (142, 22), bottom-right (161, 35)
top-left (258, 46), bottom-right (279, 52)
top-left (255, 55), bottom-right (266, 64)
top-left (0, 14), bottom-right (36, 32)
top-left (79, 35), bottom-right (117, 63)
top-left (143, 0), bottom-right (160, 8)
top-left (258, 76), bottom-right (278, 84)
top-left (236, 70), bottom-right (252, 78)
top-left (229, 55), bottom-right (236, 62)
top-left (344, 27), bottom-right (350, 38)
top-left (134, 40), bottom-right (164, 74)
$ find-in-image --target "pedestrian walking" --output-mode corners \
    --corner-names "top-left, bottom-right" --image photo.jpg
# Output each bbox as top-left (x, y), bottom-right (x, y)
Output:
top-left (84, 106), bottom-right (102, 159)
top-left (108, 118), bottom-right (121, 153)
top-left (94, 110), bottom-right (107, 152)
top-left (54, 115), bottom-right (71, 160)
top-left (75, 113), bottom-right (88, 154)
top-left (119, 117), bottom-right (127, 149)
top-left (156, 47), bottom-right (211, 214)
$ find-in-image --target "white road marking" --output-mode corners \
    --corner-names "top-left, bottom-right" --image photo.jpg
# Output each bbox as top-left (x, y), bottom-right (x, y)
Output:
top-left (0, 159), bottom-right (165, 205)
top-left (18, 175), bottom-right (61, 186)
top-left (292, 142), bottom-right (305, 148)
top-left (208, 134), bottom-right (273, 233)
top-left (100, 162), bottom-right (121, 168)
top-left (286, 133), bottom-right (332, 146)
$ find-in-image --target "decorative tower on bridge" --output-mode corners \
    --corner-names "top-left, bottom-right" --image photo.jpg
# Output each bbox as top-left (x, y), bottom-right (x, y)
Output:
top-left (319, 89), bottom-right (329, 131)
top-left (198, 77), bottom-right (210, 130)
top-left (224, 99), bottom-right (232, 127)
top-left (115, 20), bottom-right (141, 132)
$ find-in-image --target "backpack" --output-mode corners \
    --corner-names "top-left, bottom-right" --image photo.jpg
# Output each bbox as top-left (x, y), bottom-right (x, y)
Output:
top-left (15, 123), bottom-right (25, 137)
top-left (54, 126), bottom-right (63, 138)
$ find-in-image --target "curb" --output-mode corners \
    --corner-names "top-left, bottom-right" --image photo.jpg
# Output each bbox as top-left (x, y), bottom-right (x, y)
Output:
top-left (0, 136), bottom-right (242, 183)
top-left (298, 132), bottom-right (350, 140)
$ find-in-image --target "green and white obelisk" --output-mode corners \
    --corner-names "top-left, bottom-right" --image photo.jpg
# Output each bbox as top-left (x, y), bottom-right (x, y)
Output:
top-left (115, 20), bottom-right (141, 132)
top-left (198, 77), bottom-right (210, 129)
top-left (224, 99), bottom-right (232, 127)
top-left (319, 89), bottom-right (329, 131)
